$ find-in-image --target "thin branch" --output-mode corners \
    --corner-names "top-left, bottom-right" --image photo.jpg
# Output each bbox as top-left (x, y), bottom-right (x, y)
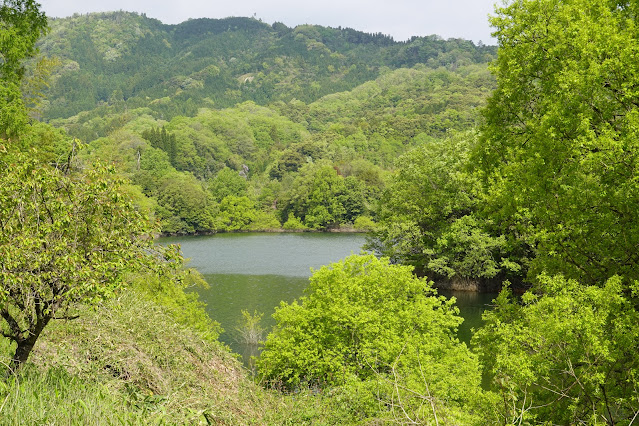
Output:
top-left (52, 314), bottom-right (79, 320)
top-left (0, 309), bottom-right (21, 338)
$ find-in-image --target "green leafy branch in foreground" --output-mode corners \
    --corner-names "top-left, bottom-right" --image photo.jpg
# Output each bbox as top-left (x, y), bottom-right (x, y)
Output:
top-left (474, 275), bottom-right (639, 424)
top-left (0, 153), bottom-right (182, 373)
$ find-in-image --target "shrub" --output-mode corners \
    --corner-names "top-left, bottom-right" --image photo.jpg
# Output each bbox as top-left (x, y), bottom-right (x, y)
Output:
top-left (257, 254), bottom-right (486, 423)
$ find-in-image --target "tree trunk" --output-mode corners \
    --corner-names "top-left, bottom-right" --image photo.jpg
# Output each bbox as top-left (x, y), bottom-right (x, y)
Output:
top-left (9, 314), bottom-right (51, 374)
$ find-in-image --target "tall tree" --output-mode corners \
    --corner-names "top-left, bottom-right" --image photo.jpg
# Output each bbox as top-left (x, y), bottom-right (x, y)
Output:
top-left (478, 0), bottom-right (639, 284)
top-left (470, 2), bottom-right (639, 422)
top-left (369, 131), bottom-right (527, 288)
top-left (0, 0), bottom-right (47, 138)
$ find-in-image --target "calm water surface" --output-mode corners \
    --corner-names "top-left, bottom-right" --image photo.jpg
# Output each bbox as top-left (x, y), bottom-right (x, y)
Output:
top-left (159, 233), bottom-right (496, 364)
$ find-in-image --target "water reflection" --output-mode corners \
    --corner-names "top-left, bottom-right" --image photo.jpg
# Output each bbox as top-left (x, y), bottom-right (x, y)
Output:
top-left (439, 290), bottom-right (498, 345)
top-left (160, 233), bottom-right (497, 366)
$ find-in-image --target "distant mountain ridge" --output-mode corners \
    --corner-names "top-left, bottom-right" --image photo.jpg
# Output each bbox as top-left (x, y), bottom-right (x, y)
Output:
top-left (36, 11), bottom-right (496, 122)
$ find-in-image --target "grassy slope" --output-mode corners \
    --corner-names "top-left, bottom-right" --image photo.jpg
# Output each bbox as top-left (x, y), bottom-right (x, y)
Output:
top-left (0, 288), bottom-right (365, 424)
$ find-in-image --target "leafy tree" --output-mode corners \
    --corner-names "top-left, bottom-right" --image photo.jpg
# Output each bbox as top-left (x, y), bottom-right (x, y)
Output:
top-left (352, 216), bottom-right (376, 232)
top-left (341, 176), bottom-right (366, 223)
top-left (0, 0), bottom-right (46, 80)
top-left (369, 131), bottom-right (526, 288)
top-left (156, 172), bottom-right (214, 233)
top-left (0, 0), bottom-right (48, 138)
top-left (0, 155), bottom-right (179, 372)
top-left (12, 121), bottom-right (71, 165)
top-left (474, 275), bottom-right (639, 424)
top-left (478, 0), bottom-right (639, 285)
top-left (268, 149), bottom-right (306, 179)
top-left (258, 254), bottom-right (485, 422)
top-left (215, 195), bottom-right (256, 231)
top-left (208, 167), bottom-right (248, 202)
top-left (132, 145), bottom-right (174, 195)
top-left (280, 163), bottom-right (349, 229)
top-left (468, 1), bottom-right (639, 424)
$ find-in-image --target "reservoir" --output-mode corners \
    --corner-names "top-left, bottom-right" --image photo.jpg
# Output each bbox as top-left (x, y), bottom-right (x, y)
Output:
top-left (159, 233), bottom-right (496, 364)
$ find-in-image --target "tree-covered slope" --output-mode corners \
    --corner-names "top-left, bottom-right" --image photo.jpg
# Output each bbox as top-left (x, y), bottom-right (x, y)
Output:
top-left (60, 62), bottom-right (494, 234)
top-left (24, 11), bottom-right (497, 235)
top-left (36, 11), bottom-right (495, 121)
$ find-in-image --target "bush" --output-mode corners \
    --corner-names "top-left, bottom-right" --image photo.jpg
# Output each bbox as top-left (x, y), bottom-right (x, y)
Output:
top-left (257, 254), bottom-right (486, 423)
top-left (282, 215), bottom-right (307, 231)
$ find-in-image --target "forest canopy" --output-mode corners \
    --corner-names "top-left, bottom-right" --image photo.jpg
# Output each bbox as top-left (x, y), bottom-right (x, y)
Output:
top-left (26, 12), bottom-right (496, 235)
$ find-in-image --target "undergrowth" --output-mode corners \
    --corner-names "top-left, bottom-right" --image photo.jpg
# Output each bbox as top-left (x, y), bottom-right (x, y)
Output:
top-left (0, 272), bottom-right (370, 424)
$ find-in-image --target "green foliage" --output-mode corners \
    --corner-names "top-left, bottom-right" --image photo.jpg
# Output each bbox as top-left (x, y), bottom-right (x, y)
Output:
top-left (215, 195), bottom-right (256, 231)
top-left (0, 0), bottom-right (47, 79)
top-left (305, 65), bottom-right (496, 161)
top-left (1, 285), bottom-right (416, 425)
top-left (280, 163), bottom-right (357, 229)
top-left (246, 210), bottom-right (281, 231)
top-left (36, 12), bottom-right (495, 123)
top-left (141, 126), bottom-right (177, 165)
top-left (30, 17), bottom-right (497, 236)
top-left (0, 153), bottom-right (180, 371)
top-left (478, 0), bottom-right (639, 285)
top-left (474, 275), bottom-right (639, 424)
top-left (156, 172), bottom-right (215, 233)
top-left (0, 0), bottom-right (48, 138)
top-left (370, 131), bottom-right (526, 285)
top-left (0, 287), bottom-right (395, 425)
top-left (209, 167), bottom-right (248, 201)
top-left (352, 216), bottom-right (376, 232)
top-left (11, 121), bottom-right (72, 164)
top-left (258, 254), bottom-right (485, 422)
top-left (235, 310), bottom-right (265, 346)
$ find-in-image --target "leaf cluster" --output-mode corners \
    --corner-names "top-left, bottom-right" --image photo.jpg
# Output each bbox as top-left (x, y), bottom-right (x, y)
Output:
top-left (257, 254), bottom-right (486, 422)
top-left (474, 275), bottom-right (639, 424)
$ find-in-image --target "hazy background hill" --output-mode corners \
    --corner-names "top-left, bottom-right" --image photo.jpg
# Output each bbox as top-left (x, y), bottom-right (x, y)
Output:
top-left (37, 11), bottom-right (495, 121)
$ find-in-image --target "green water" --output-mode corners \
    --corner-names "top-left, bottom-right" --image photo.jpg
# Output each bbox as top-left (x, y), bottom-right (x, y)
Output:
top-left (159, 233), bottom-right (496, 364)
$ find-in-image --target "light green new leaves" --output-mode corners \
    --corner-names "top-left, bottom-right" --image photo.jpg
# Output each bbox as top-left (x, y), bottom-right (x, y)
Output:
top-left (0, 153), bottom-right (179, 369)
top-left (474, 275), bottom-right (639, 424)
top-left (479, 0), bottom-right (639, 284)
top-left (0, 0), bottom-right (48, 138)
top-left (257, 254), bottom-right (486, 423)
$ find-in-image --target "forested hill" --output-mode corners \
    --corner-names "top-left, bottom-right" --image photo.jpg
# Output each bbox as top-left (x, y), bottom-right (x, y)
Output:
top-left (36, 11), bottom-right (495, 121)
top-left (23, 11), bottom-right (497, 236)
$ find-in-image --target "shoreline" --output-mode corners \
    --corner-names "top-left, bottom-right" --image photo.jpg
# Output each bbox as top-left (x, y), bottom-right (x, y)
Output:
top-left (158, 227), bottom-right (368, 238)
top-left (156, 230), bottom-right (515, 294)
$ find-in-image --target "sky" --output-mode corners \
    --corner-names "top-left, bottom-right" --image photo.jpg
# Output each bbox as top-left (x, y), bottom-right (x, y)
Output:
top-left (40, 0), bottom-right (499, 44)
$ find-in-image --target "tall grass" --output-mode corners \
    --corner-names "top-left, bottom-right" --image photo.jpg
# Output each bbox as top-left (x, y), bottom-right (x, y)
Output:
top-left (0, 273), bottom-right (380, 424)
top-left (0, 366), bottom-right (154, 425)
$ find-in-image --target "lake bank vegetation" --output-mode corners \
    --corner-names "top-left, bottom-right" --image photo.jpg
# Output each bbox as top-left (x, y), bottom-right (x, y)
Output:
top-left (2, 0), bottom-right (639, 423)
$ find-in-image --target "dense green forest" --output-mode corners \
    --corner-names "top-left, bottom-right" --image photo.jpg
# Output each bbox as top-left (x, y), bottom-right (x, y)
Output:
top-left (2, 0), bottom-right (639, 424)
top-left (24, 11), bottom-right (496, 235)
